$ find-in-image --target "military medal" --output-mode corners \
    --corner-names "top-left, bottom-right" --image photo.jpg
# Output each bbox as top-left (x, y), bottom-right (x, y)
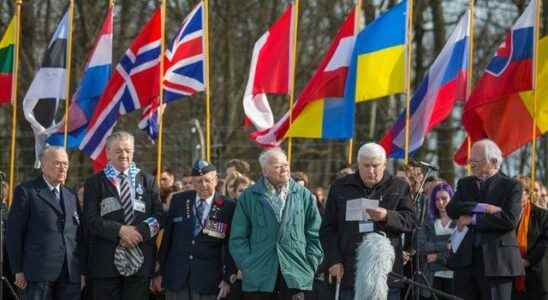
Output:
top-left (185, 200), bottom-right (191, 219)
top-left (203, 219), bottom-right (227, 239)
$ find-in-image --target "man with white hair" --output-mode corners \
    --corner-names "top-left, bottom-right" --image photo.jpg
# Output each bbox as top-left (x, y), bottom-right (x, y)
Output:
top-left (447, 139), bottom-right (524, 300)
top-left (320, 142), bottom-right (415, 300)
top-left (229, 148), bottom-right (323, 300)
top-left (83, 131), bottom-right (163, 299)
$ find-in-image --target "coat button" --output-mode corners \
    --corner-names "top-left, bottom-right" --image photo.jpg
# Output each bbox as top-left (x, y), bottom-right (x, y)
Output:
top-left (189, 255), bottom-right (193, 260)
top-left (191, 240), bottom-right (195, 245)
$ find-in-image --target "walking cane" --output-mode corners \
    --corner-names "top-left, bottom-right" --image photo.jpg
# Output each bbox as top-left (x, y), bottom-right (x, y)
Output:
top-left (334, 279), bottom-right (341, 300)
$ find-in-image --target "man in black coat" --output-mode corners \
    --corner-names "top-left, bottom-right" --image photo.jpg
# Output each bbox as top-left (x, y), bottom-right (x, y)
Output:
top-left (320, 143), bottom-right (415, 300)
top-left (7, 145), bottom-right (82, 300)
top-left (83, 131), bottom-right (163, 300)
top-left (154, 160), bottom-right (235, 300)
top-left (447, 139), bottom-right (524, 300)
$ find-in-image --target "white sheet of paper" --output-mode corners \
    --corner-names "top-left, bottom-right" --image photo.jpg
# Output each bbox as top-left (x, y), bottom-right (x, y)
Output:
top-left (345, 198), bottom-right (380, 221)
top-left (450, 226), bottom-right (469, 253)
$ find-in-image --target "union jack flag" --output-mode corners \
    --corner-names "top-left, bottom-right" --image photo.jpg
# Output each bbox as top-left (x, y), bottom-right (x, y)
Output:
top-left (80, 9), bottom-right (161, 170)
top-left (139, 2), bottom-right (205, 140)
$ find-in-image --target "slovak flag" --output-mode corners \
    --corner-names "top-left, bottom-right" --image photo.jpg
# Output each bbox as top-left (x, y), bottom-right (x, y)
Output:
top-left (242, 4), bottom-right (293, 131)
top-left (454, 0), bottom-right (534, 164)
top-left (48, 7), bottom-right (113, 149)
top-left (80, 9), bottom-right (161, 170)
top-left (380, 11), bottom-right (469, 158)
top-left (139, 2), bottom-right (205, 140)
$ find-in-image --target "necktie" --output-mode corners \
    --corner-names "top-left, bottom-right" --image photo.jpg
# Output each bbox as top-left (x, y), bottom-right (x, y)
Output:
top-left (53, 188), bottom-right (64, 213)
top-left (118, 174), bottom-right (134, 224)
top-left (114, 173), bottom-right (143, 276)
top-left (194, 199), bottom-right (206, 236)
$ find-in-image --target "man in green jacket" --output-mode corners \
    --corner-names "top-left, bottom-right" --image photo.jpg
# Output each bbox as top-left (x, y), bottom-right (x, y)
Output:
top-left (229, 148), bottom-right (323, 300)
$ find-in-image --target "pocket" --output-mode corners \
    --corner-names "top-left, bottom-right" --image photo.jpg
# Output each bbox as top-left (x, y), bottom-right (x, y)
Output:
top-left (499, 240), bottom-right (518, 247)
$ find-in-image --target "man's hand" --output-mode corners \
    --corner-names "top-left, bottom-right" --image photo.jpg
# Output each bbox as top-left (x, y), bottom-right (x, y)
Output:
top-left (426, 253), bottom-right (438, 263)
top-left (484, 204), bottom-right (502, 214)
top-left (217, 281), bottom-right (230, 300)
top-left (150, 276), bottom-right (163, 293)
top-left (457, 215), bottom-right (473, 231)
top-left (402, 251), bottom-right (411, 265)
top-left (328, 263), bottom-right (344, 284)
top-left (522, 258), bottom-right (530, 268)
top-left (119, 225), bottom-right (143, 247)
top-left (14, 273), bottom-right (27, 290)
top-left (236, 270), bottom-right (243, 280)
top-left (366, 208), bottom-right (388, 222)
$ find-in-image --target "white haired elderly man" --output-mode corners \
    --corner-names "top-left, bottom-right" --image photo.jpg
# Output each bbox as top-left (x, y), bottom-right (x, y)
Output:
top-left (446, 139), bottom-right (524, 300)
top-left (320, 142), bottom-right (415, 300)
top-left (229, 148), bottom-right (323, 300)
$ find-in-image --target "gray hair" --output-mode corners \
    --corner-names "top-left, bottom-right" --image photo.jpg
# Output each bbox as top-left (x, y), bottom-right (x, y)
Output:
top-left (105, 131), bottom-right (134, 150)
top-left (474, 139), bottom-right (503, 169)
top-left (258, 148), bottom-right (287, 169)
top-left (39, 144), bottom-right (67, 163)
top-left (357, 143), bottom-right (386, 163)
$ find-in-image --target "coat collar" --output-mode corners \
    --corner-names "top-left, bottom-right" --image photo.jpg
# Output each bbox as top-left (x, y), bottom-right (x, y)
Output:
top-left (35, 176), bottom-right (64, 215)
top-left (250, 177), bottom-right (298, 195)
top-left (341, 171), bottom-right (392, 189)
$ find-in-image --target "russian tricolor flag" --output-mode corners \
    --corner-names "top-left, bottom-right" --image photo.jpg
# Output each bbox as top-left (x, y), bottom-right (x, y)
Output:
top-left (380, 11), bottom-right (470, 158)
top-left (48, 7), bottom-right (113, 149)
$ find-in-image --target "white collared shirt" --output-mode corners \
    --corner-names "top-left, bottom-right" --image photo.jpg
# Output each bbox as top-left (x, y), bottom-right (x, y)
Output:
top-left (43, 176), bottom-right (61, 194)
top-left (195, 193), bottom-right (214, 225)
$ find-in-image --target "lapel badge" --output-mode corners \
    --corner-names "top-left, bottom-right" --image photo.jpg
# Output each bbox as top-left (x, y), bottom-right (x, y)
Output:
top-left (136, 184), bottom-right (144, 196)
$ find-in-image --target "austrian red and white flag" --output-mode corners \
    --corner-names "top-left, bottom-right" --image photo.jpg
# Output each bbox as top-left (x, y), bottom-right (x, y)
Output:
top-left (243, 4), bottom-right (294, 131)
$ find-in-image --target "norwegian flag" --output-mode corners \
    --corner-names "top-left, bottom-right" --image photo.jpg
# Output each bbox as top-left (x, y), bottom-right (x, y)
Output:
top-left (80, 9), bottom-right (161, 170)
top-left (139, 2), bottom-right (205, 139)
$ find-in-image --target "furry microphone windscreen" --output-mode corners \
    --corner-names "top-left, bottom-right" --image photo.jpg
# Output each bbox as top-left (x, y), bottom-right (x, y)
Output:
top-left (354, 233), bottom-right (395, 300)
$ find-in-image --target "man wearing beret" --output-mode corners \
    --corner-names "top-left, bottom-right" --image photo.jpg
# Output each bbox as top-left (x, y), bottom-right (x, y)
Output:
top-left (154, 160), bottom-right (236, 300)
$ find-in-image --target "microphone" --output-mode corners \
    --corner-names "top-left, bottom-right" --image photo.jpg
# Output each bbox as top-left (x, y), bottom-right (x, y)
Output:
top-left (409, 159), bottom-right (439, 171)
top-left (354, 232), bottom-right (395, 300)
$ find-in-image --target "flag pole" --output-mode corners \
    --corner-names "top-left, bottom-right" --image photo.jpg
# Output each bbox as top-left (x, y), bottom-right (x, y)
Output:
top-left (465, 0), bottom-right (475, 175)
top-left (63, 0), bottom-right (75, 148)
top-left (8, 0), bottom-right (23, 206)
top-left (204, 0), bottom-right (211, 161)
top-left (347, 0), bottom-right (362, 166)
top-left (530, 0), bottom-right (541, 191)
top-left (403, 0), bottom-right (414, 164)
top-left (156, 0), bottom-right (167, 184)
top-left (287, 0), bottom-right (299, 166)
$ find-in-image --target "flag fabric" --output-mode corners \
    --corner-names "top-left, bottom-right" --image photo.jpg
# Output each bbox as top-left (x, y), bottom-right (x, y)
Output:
top-left (48, 7), bottom-right (113, 149)
top-left (380, 11), bottom-right (469, 158)
top-left (454, 1), bottom-right (534, 164)
top-left (242, 4), bottom-right (293, 131)
top-left (251, 8), bottom-right (356, 147)
top-left (80, 9), bottom-right (161, 170)
top-left (22, 10), bottom-right (69, 167)
top-left (0, 17), bottom-right (16, 104)
top-left (139, 2), bottom-right (205, 140)
top-left (344, 0), bottom-right (407, 104)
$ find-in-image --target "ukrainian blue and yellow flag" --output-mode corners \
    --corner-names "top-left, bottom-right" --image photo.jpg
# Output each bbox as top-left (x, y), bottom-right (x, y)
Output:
top-left (345, 0), bottom-right (408, 103)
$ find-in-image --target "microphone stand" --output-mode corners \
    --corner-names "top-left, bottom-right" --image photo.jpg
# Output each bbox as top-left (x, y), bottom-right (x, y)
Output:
top-left (404, 166), bottom-right (437, 300)
top-left (0, 172), bottom-right (20, 300)
top-left (390, 272), bottom-right (462, 300)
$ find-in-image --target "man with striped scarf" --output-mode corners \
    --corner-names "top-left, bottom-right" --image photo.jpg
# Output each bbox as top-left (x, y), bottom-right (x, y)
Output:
top-left (83, 131), bottom-right (163, 300)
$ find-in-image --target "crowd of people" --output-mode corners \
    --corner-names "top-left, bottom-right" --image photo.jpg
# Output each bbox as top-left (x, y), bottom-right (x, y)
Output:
top-left (0, 131), bottom-right (546, 300)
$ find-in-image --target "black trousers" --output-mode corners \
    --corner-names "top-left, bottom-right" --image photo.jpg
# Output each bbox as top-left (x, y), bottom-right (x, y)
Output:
top-left (454, 250), bottom-right (514, 300)
top-left (23, 262), bottom-right (80, 300)
top-left (243, 271), bottom-right (304, 300)
top-left (90, 275), bottom-right (148, 300)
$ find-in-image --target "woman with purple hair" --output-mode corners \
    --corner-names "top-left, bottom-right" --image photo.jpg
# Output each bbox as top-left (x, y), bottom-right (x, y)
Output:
top-left (418, 181), bottom-right (457, 298)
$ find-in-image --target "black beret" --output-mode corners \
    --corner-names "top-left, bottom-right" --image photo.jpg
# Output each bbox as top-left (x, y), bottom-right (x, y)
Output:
top-left (191, 160), bottom-right (216, 176)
